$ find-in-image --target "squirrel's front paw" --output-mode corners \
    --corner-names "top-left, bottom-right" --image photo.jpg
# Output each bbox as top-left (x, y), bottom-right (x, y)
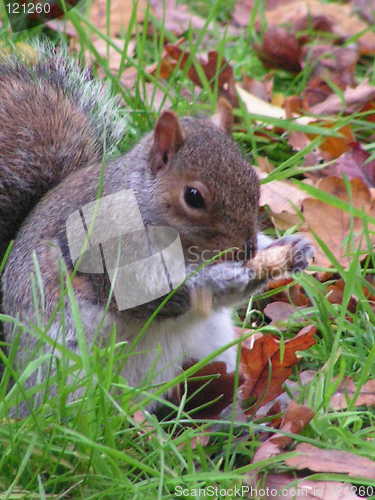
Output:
top-left (272, 234), bottom-right (315, 273)
top-left (249, 234), bottom-right (315, 280)
top-left (203, 261), bottom-right (252, 294)
top-left (190, 261), bottom-right (253, 314)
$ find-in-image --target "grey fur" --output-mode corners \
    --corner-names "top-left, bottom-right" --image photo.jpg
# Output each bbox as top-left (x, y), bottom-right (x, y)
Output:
top-left (1, 46), bottom-right (314, 416)
top-left (0, 42), bottom-right (126, 255)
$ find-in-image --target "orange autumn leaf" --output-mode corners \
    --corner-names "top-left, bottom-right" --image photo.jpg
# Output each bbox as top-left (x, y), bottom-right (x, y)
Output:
top-left (302, 176), bottom-right (375, 268)
top-left (164, 45), bottom-right (237, 105)
top-left (252, 402), bottom-right (314, 461)
top-left (240, 325), bottom-right (316, 414)
top-left (266, 277), bottom-right (293, 290)
top-left (308, 124), bottom-right (355, 160)
top-left (360, 101), bottom-right (375, 123)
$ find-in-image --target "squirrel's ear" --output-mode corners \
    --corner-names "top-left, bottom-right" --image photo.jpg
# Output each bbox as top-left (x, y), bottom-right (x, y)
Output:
top-left (150, 111), bottom-right (185, 174)
top-left (211, 97), bottom-right (233, 134)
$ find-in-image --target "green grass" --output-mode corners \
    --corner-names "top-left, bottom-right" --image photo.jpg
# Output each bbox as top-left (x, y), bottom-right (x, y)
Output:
top-left (0, 0), bottom-right (375, 498)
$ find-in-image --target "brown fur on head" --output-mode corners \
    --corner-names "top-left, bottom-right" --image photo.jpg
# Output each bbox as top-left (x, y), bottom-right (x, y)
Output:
top-left (148, 103), bottom-right (260, 264)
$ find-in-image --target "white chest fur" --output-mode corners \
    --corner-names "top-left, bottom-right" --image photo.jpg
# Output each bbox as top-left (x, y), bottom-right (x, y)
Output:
top-left (115, 307), bottom-right (237, 389)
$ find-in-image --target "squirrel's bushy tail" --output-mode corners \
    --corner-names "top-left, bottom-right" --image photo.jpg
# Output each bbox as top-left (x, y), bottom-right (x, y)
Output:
top-left (0, 42), bottom-right (126, 255)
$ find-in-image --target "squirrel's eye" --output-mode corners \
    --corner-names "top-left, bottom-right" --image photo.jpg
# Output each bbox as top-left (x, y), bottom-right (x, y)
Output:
top-left (184, 186), bottom-right (206, 209)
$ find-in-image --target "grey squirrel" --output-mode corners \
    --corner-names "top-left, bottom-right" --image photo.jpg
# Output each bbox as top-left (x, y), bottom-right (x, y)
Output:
top-left (0, 44), bottom-right (314, 415)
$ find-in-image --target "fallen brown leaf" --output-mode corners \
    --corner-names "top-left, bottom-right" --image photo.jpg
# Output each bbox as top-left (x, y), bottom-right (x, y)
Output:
top-left (302, 45), bottom-right (359, 92)
top-left (238, 86), bottom-right (313, 126)
top-left (241, 75), bottom-right (274, 102)
top-left (360, 101), bottom-right (375, 123)
top-left (81, 38), bottom-right (135, 74)
top-left (326, 279), bottom-right (357, 312)
top-left (289, 283), bottom-right (312, 307)
top-left (232, 0), bottom-right (294, 27)
top-left (255, 26), bottom-right (302, 72)
top-left (241, 326), bottom-right (316, 414)
top-left (165, 45), bottom-right (237, 105)
top-left (302, 176), bottom-right (375, 268)
top-left (247, 402), bottom-right (314, 488)
top-left (259, 171), bottom-right (310, 229)
top-left (310, 124), bottom-right (355, 160)
top-left (264, 474), bottom-right (364, 499)
top-left (287, 130), bottom-right (311, 152)
top-left (89, 0), bottom-right (145, 36)
top-left (150, 0), bottom-right (207, 35)
top-left (303, 76), bottom-right (335, 109)
top-left (120, 39), bottom-right (187, 89)
top-left (318, 143), bottom-right (375, 187)
top-left (330, 377), bottom-right (375, 410)
top-left (265, 0), bottom-right (375, 55)
top-left (238, 86), bottom-right (286, 119)
top-left (257, 156), bottom-right (275, 174)
top-left (178, 432), bottom-right (210, 450)
top-left (353, 0), bottom-right (375, 24)
top-left (175, 361), bottom-right (240, 419)
top-left (264, 301), bottom-right (299, 326)
top-left (265, 277), bottom-right (294, 290)
top-left (310, 81), bottom-right (375, 115)
top-left (286, 443), bottom-right (375, 479)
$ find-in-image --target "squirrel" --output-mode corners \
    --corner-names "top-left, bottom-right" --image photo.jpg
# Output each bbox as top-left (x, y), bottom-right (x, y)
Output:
top-left (0, 43), bottom-right (314, 415)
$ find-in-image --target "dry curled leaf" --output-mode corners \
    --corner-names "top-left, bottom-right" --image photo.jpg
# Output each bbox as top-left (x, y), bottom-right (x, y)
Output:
top-left (247, 402), bottom-right (314, 495)
top-left (326, 279), bottom-right (357, 312)
top-left (175, 361), bottom-right (239, 419)
top-left (302, 176), bottom-right (375, 268)
top-left (247, 401), bottom-right (314, 484)
top-left (310, 81), bottom-right (375, 115)
top-left (259, 171), bottom-right (310, 229)
top-left (232, 0), bottom-right (286, 26)
top-left (264, 474), bottom-right (364, 500)
top-left (255, 26), bottom-right (302, 72)
top-left (89, 0), bottom-right (146, 36)
top-left (178, 432), bottom-right (210, 450)
top-left (80, 38), bottom-right (135, 74)
top-left (241, 325), bottom-right (316, 414)
top-left (241, 75), bottom-right (274, 102)
top-left (164, 45), bottom-right (237, 105)
top-left (264, 301), bottom-right (299, 326)
top-left (303, 76), bottom-right (335, 109)
top-left (309, 124), bottom-right (355, 160)
top-left (150, 0), bottom-right (207, 35)
top-left (302, 45), bottom-right (359, 94)
top-left (265, 0), bottom-right (375, 55)
top-left (318, 142), bottom-right (375, 187)
top-left (286, 443), bottom-right (375, 479)
top-left (353, 0), bottom-right (375, 24)
top-left (330, 377), bottom-right (375, 410)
